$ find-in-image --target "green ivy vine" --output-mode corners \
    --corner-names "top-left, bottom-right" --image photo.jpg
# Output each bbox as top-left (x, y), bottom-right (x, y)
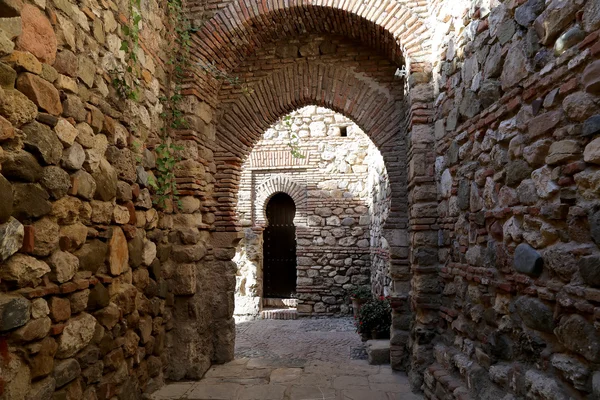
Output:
top-left (111, 0), bottom-right (142, 100)
top-left (152, 0), bottom-right (196, 210)
top-left (281, 115), bottom-right (306, 159)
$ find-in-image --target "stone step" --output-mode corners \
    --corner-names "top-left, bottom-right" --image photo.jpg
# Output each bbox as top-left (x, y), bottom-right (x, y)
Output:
top-left (366, 339), bottom-right (391, 365)
top-left (263, 298), bottom-right (298, 308)
top-left (261, 308), bottom-right (298, 320)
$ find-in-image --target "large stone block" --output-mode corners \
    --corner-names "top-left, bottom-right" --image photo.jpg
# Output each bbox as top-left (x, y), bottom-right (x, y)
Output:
top-left (555, 314), bottom-right (600, 363)
top-left (40, 166), bottom-right (71, 199)
top-left (13, 316), bottom-right (50, 341)
top-left (171, 243), bottom-right (206, 263)
top-left (515, 0), bottom-right (544, 27)
top-left (366, 340), bottom-right (391, 365)
top-left (108, 226), bottom-right (129, 276)
top-left (47, 250), bottom-right (78, 283)
top-left (0, 294), bottom-right (30, 331)
top-left (12, 182), bottom-right (52, 220)
top-left (0, 61), bottom-right (16, 89)
top-left (550, 353), bottom-right (590, 391)
top-left (170, 264), bottom-right (197, 295)
top-left (53, 358), bottom-right (80, 388)
top-left (0, 217), bottom-right (23, 262)
top-left (514, 296), bottom-right (554, 333)
top-left (584, 137), bottom-right (600, 165)
top-left (0, 253), bottom-right (49, 286)
top-left (501, 44), bottom-right (529, 91)
top-left (54, 50), bottom-right (77, 77)
top-left (48, 296), bottom-right (71, 322)
top-left (514, 243), bottom-right (543, 277)
top-left (534, 0), bottom-right (583, 45)
top-left (563, 92), bottom-right (596, 122)
top-left (579, 255), bottom-right (600, 287)
top-left (0, 88), bottom-right (37, 126)
top-left (105, 146), bottom-right (136, 183)
top-left (87, 282), bottom-right (109, 311)
top-left (1, 150), bottom-right (42, 182)
top-left (27, 376), bottom-right (56, 399)
top-left (56, 313), bottom-right (97, 358)
top-left (74, 240), bottom-right (107, 274)
top-left (16, 72), bottom-right (62, 115)
top-left (61, 142), bottom-right (86, 170)
top-left (16, 4), bottom-right (57, 64)
top-left (22, 121), bottom-right (63, 165)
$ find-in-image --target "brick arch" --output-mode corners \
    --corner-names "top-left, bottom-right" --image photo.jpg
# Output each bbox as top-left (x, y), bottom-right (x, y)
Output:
top-left (217, 65), bottom-right (402, 154)
top-left (188, 0), bottom-right (440, 385)
top-left (205, 48), bottom-right (440, 381)
top-left (254, 175), bottom-right (307, 227)
top-left (213, 61), bottom-right (408, 235)
top-left (189, 0), bottom-right (431, 104)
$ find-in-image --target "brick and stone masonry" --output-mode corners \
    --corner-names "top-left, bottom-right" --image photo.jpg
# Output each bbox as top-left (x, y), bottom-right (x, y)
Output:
top-left (0, 0), bottom-right (599, 398)
top-left (233, 106), bottom-right (392, 320)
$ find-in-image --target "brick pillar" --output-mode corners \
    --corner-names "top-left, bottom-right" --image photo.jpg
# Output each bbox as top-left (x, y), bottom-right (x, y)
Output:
top-left (406, 78), bottom-right (440, 390)
top-left (381, 134), bottom-right (412, 372)
top-left (165, 95), bottom-right (240, 379)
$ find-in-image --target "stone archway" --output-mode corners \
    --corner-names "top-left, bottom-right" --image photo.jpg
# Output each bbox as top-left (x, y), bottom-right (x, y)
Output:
top-left (233, 175), bottom-right (307, 320)
top-left (233, 105), bottom-right (395, 321)
top-left (168, 0), bottom-right (440, 389)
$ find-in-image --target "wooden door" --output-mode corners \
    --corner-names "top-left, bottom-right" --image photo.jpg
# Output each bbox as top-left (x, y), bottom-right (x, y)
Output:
top-left (263, 193), bottom-right (297, 298)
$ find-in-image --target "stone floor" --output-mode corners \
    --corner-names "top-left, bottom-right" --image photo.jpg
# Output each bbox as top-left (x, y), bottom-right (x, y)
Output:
top-left (151, 318), bottom-right (422, 400)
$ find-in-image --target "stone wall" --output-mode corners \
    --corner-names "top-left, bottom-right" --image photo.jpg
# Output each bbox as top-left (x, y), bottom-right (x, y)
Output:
top-left (366, 140), bottom-right (392, 297)
top-left (4, 0), bottom-right (600, 397)
top-left (234, 106), bottom-right (391, 319)
top-left (0, 0), bottom-right (229, 395)
top-left (426, 0), bottom-right (600, 398)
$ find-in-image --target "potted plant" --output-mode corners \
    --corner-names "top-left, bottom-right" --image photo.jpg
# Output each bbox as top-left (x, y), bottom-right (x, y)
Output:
top-left (348, 286), bottom-right (371, 318)
top-left (355, 296), bottom-right (391, 341)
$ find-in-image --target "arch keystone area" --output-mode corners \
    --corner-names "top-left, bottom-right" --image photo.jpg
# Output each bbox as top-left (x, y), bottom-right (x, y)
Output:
top-left (254, 175), bottom-right (307, 227)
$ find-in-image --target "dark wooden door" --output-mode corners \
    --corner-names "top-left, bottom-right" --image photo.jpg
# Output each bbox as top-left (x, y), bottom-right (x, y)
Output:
top-left (263, 193), bottom-right (297, 298)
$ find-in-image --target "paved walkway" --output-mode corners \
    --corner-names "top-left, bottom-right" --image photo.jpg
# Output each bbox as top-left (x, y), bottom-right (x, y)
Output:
top-left (151, 318), bottom-right (422, 400)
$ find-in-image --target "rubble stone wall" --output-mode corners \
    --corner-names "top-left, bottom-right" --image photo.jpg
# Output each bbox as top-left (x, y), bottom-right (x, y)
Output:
top-left (426, 0), bottom-right (600, 398)
top-left (0, 0), bottom-right (228, 395)
top-left (5, 0), bottom-right (600, 397)
top-left (233, 106), bottom-right (392, 319)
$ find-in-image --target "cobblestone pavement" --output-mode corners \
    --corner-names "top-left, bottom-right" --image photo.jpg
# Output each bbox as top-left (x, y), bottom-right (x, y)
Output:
top-left (151, 318), bottom-right (422, 400)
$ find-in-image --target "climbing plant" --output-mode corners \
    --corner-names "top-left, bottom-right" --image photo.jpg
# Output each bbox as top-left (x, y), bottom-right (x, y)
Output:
top-left (111, 0), bottom-right (142, 100)
top-left (152, 0), bottom-right (195, 210)
top-left (281, 115), bottom-right (306, 159)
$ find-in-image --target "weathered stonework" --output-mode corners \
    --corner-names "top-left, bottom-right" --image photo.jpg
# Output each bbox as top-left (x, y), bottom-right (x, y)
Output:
top-left (0, 0), bottom-right (598, 397)
top-left (425, 0), bottom-right (600, 398)
top-left (0, 0), bottom-right (180, 396)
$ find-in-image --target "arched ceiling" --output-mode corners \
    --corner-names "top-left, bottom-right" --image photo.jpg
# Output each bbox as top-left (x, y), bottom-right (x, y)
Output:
top-left (188, 0), bottom-right (431, 104)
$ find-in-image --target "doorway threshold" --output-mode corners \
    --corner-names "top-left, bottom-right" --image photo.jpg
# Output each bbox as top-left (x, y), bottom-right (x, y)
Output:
top-left (261, 297), bottom-right (298, 320)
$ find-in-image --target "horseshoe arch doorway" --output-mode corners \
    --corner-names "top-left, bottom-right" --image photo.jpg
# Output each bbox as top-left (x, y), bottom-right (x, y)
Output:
top-left (263, 192), bottom-right (297, 299)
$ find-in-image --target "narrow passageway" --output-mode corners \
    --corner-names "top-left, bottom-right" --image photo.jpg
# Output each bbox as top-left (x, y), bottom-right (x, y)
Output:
top-left (151, 318), bottom-right (422, 400)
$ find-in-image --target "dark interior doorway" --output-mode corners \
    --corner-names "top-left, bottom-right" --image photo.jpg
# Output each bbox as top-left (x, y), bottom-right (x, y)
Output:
top-left (263, 192), bottom-right (297, 298)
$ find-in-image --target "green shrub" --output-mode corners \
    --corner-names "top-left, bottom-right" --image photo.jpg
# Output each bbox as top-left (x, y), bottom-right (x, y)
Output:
top-left (355, 296), bottom-right (391, 335)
